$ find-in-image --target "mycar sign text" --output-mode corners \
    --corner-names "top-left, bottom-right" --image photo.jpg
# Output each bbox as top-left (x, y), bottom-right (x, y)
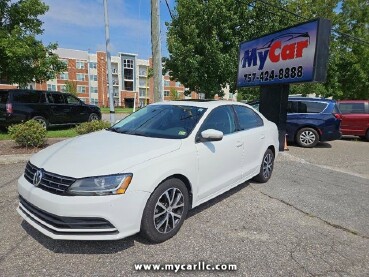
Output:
top-left (237, 18), bottom-right (331, 87)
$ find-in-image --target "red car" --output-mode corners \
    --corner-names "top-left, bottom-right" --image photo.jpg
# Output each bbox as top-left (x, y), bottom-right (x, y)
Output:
top-left (337, 100), bottom-right (369, 140)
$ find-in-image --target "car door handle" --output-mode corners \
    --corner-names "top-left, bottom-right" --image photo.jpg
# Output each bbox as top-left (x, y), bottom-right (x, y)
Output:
top-left (261, 135), bottom-right (265, 139)
top-left (236, 141), bottom-right (244, 147)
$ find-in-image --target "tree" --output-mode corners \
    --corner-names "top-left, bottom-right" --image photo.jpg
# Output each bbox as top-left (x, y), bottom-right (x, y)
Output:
top-left (165, 0), bottom-right (369, 100)
top-left (0, 0), bottom-right (66, 87)
top-left (170, 88), bottom-right (181, 100)
top-left (65, 80), bottom-right (77, 96)
top-left (330, 0), bottom-right (369, 99)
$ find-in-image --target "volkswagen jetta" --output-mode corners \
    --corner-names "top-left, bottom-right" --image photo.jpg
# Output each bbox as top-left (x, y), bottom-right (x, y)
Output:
top-left (17, 100), bottom-right (279, 243)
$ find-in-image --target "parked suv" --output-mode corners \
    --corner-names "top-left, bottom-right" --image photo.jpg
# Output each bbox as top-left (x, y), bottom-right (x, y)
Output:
top-left (0, 89), bottom-right (101, 129)
top-left (337, 100), bottom-right (369, 140)
top-left (249, 97), bottom-right (342, 147)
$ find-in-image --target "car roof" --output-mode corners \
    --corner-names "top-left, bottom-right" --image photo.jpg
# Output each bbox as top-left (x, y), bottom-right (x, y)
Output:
top-left (337, 100), bottom-right (369, 103)
top-left (151, 100), bottom-right (249, 109)
top-left (288, 97), bottom-right (335, 103)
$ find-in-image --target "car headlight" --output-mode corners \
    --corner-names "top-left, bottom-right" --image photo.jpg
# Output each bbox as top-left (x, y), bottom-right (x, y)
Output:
top-left (67, 174), bottom-right (133, 196)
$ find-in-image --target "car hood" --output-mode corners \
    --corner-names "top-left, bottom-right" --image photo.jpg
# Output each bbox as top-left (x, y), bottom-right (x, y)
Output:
top-left (30, 130), bottom-right (182, 178)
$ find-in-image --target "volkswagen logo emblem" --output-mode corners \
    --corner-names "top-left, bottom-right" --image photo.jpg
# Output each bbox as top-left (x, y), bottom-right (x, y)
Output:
top-left (33, 169), bottom-right (43, 187)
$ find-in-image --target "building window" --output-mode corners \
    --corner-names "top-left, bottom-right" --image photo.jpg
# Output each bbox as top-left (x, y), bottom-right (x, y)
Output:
top-left (139, 88), bottom-right (147, 97)
top-left (124, 81), bottom-right (133, 91)
top-left (91, 86), bottom-right (98, 94)
top-left (123, 59), bottom-right (134, 69)
top-left (90, 98), bottom-right (98, 105)
top-left (76, 61), bottom-right (85, 69)
top-left (89, 62), bottom-right (97, 69)
top-left (164, 90), bottom-right (170, 97)
top-left (139, 77), bottom-right (147, 87)
top-left (112, 67), bottom-right (118, 74)
top-left (124, 69), bottom-right (133, 80)
top-left (176, 81), bottom-right (181, 87)
top-left (139, 66), bottom-right (147, 76)
top-left (60, 72), bottom-right (68, 80)
top-left (77, 85), bottom-right (86, 93)
top-left (47, 84), bottom-right (56, 91)
top-left (90, 74), bottom-right (98, 81)
top-left (164, 80), bottom-right (170, 87)
top-left (77, 73), bottom-right (85, 81)
top-left (60, 59), bottom-right (68, 66)
top-left (59, 85), bottom-right (67, 92)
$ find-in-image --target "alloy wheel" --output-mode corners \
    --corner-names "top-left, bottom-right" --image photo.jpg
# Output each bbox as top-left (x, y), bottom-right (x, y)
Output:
top-left (262, 153), bottom-right (273, 179)
top-left (153, 188), bottom-right (185, 234)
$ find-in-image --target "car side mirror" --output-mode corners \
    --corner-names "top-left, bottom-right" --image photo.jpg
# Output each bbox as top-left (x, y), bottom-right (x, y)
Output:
top-left (198, 129), bottom-right (223, 142)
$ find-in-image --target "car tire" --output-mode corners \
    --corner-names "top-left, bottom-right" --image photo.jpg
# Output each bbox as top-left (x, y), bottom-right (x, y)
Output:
top-left (32, 116), bottom-right (48, 130)
top-left (88, 113), bottom-right (99, 121)
top-left (360, 130), bottom-right (369, 141)
top-left (253, 148), bottom-right (274, 183)
top-left (140, 178), bottom-right (189, 243)
top-left (296, 127), bottom-right (319, 148)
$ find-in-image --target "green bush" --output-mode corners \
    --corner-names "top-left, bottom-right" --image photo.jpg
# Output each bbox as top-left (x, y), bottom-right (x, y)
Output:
top-left (75, 120), bottom-right (111, 135)
top-left (8, 120), bottom-right (47, 148)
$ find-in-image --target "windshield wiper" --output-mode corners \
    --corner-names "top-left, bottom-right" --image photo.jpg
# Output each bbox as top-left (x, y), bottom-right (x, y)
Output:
top-left (106, 127), bottom-right (120, 133)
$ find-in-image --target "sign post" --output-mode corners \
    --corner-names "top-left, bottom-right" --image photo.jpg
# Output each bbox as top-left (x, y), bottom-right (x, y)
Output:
top-left (236, 18), bottom-right (331, 150)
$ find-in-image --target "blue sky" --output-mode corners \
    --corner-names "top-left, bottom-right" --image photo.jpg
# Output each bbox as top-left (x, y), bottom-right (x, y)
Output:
top-left (40, 0), bottom-right (173, 59)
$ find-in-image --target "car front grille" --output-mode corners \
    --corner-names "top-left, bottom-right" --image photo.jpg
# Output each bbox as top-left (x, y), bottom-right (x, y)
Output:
top-left (24, 162), bottom-right (76, 195)
top-left (19, 196), bottom-right (118, 235)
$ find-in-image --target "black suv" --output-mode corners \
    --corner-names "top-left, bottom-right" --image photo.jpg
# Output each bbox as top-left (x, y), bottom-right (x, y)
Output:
top-left (0, 89), bottom-right (101, 129)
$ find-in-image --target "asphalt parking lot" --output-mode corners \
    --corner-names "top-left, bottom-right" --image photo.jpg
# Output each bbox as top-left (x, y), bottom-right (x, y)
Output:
top-left (0, 139), bottom-right (368, 276)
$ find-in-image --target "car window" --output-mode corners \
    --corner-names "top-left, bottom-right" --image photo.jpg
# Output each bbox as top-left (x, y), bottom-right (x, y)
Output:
top-left (111, 105), bottom-right (207, 139)
top-left (65, 94), bottom-right (81, 105)
top-left (233, 105), bottom-right (263, 130)
top-left (0, 91), bottom-right (8, 104)
top-left (11, 91), bottom-right (42, 104)
top-left (199, 106), bottom-right (236, 135)
top-left (338, 103), bottom-right (365, 114)
top-left (288, 101), bottom-right (327, 113)
top-left (47, 93), bottom-right (66, 104)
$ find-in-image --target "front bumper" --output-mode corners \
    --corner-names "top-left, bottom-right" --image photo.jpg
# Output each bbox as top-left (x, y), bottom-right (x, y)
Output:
top-left (17, 175), bottom-right (150, 240)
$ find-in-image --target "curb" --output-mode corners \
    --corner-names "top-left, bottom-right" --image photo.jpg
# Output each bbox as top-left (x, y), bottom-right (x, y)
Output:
top-left (0, 154), bottom-right (32, 165)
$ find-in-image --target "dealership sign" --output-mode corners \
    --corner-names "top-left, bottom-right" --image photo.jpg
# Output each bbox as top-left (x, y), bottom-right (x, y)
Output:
top-left (237, 18), bottom-right (331, 87)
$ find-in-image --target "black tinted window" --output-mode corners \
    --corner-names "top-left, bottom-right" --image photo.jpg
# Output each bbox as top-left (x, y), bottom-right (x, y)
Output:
top-left (234, 105), bottom-right (263, 130)
top-left (339, 103), bottom-right (366, 114)
top-left (12, 91), bottom-right (42, 103)
top-left (48, 93), bottom-right (65, 104)
top-left (200, 106), bottom-right (236, 135)
top-left (288, 101), bottom-right (327, 113)
top-left (0, 91), bottom-right (8, 104)
top-left (65, 95), bottom-right (80, 105)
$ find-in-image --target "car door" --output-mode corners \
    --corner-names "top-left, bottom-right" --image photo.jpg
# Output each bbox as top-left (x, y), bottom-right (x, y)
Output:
top-left (233, 105), bottom-right (266, 179)
top-left (339, 102), bottom-right (367, 136)
top-left (64, 94), bottom-right (89, 123)
top-left (195, 105), bottom-right (243, 201)
top-left (46, 93), bottom-right (69, 124)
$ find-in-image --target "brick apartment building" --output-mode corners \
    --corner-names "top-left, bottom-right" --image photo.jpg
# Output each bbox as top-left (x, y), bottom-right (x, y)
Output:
top-left (30, 48), bottom-right (198, 107)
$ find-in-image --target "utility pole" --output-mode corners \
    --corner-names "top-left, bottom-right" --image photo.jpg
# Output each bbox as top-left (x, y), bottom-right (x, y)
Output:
top-left (151, 0), bottom-right (163, 102)
top-left (103, 0), bottom-right (115, 125)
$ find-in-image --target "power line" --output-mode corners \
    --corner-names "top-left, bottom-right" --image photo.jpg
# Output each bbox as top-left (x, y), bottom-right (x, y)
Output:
top-left (164, 0), bottom-right (173, 19)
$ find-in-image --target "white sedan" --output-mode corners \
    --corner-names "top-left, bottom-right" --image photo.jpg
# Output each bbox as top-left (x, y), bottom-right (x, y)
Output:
top-left (17, 100), bottom-right (279, 243)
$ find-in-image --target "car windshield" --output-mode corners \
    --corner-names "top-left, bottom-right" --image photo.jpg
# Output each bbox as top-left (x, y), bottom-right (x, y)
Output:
top-left (108, 104), bottom-right (207, 139)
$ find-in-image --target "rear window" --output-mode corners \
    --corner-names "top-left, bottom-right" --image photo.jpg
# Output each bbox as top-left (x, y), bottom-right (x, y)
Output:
top-left (287, 101), bottom-right (327, 113)
top-left (0, 91), bottom-right (8, 104)
top-left (338, 103), bottom-right (366, 114)
top-left (12, 91), bottom-right (42, 104)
